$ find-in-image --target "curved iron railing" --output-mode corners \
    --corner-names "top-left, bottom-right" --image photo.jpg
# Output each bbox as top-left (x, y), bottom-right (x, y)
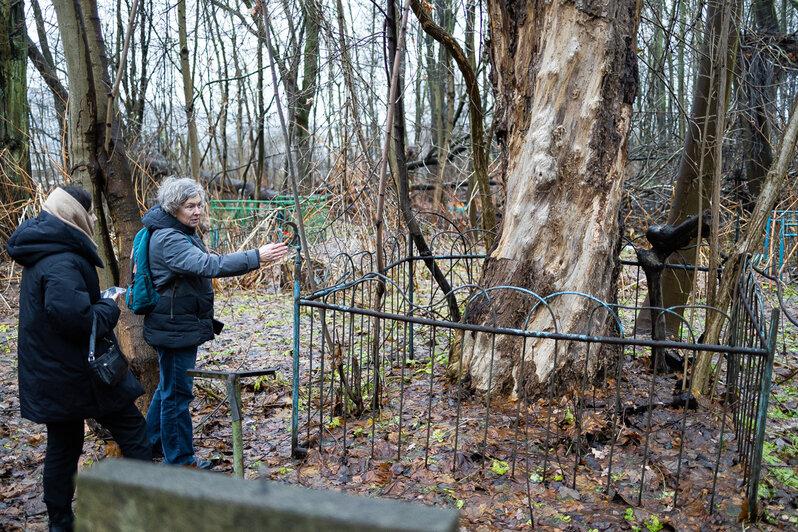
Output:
top-left (289, 232), bottom-right (777, 524)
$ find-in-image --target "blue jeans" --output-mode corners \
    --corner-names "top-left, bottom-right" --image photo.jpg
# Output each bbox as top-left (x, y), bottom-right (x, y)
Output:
top-left (146, 345), bottom-right (198, 465)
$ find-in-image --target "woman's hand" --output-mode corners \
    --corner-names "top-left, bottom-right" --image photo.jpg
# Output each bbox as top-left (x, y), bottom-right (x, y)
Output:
top-left (258, 242), bottom-right (289, 264)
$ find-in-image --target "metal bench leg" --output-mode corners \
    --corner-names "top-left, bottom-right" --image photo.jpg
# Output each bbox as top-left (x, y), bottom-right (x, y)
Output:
top-left (226, 374), bottom-right (244, 478)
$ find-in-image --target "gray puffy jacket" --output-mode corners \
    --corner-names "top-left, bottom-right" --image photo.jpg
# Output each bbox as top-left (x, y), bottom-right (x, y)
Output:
top-left (141, 205), bottom-right (260, 348)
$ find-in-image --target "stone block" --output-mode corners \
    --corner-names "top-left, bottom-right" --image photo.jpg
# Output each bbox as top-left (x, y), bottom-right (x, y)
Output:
top-left (75, 459), bottom-right (459, 532)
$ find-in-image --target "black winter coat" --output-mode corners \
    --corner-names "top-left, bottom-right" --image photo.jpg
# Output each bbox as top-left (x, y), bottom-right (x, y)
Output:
top-left (6, 212), bottom-right (143, 423)
top-left (141, 206), bottom-right (260, 349)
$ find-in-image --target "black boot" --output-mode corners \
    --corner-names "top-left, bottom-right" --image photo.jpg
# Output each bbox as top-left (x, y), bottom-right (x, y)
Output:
top-left (48, 508), bottom-right (74, 532)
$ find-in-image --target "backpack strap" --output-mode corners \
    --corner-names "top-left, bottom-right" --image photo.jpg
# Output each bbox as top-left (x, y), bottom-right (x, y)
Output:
top-left (129, 228), bottom-right (147, 281)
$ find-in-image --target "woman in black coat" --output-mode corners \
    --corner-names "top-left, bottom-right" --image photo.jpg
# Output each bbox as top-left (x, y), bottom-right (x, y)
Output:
top-left (6, 186), bottom-right (150, 532)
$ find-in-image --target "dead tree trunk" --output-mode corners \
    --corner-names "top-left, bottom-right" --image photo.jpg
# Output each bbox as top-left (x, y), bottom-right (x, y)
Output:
top-left (455, 0), bottom-right (641, 398)
top-left (390, 0), bottom-right (460, 322)
top-left (694, 94), bottom-right (798, 394)
top-left (739, 0), bottom-right (779, 212)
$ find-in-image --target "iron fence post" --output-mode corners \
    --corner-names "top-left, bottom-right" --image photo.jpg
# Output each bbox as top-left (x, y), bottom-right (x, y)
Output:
top-left (408, 239), bottom-right (414, 360)
top-left (291, 246), bottom-right (302, 457)
top-left (746, 308), bottom-right (779, 519)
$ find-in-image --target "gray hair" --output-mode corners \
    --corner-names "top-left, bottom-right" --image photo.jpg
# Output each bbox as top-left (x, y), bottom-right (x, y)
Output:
top-left (157, 177), bottom-right (206, 215)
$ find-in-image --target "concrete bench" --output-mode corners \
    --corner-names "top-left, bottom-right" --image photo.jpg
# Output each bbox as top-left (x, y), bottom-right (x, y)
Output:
top-left (76, 459), bottom-right (459, 532)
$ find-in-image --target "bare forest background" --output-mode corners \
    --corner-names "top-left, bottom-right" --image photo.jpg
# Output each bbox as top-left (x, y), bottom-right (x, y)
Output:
top-left (4, 0), bottom-right (795, 231)
top-left (2, 0), bottom-right (798, 527)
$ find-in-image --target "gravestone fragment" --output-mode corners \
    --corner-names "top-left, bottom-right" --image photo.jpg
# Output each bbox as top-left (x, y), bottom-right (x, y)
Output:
top-left (76, 459), bottom-right (459, 532)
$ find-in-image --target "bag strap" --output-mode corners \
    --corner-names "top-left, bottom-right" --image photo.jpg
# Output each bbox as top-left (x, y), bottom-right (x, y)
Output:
top-left (88, 314), bottom-right (97, 362)
top-left (88, 312), bottom-right (121, 361)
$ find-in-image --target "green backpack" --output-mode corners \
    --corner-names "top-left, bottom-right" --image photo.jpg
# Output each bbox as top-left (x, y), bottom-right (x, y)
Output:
top-left (125, 228), bottom-right (160, 315)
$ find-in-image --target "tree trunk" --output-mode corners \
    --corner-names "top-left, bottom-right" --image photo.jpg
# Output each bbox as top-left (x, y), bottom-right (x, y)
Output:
top-left (255, 29), bottom-right (265, 200)
top-left (455, 0), bottom-right (640, 398)
top-left (52, 0), bottom-right (159, 411)
top-left (426, 9), bottom-right (445, 211)
top-left (0, 0), bottom-right (31, 241)
top-left (123, 0), bottom-right (151, 138)
top-left (657, 0), bottom-right (739, 333)
top-left (694, 93), bottom-right (798, 394)
top-left (334, 0), bottom-right (373, 165)
top-left (26, 39), bottom-right (68, 148)
top-left (387, 0), bottom-right (460, 322)
top-left (29, 0), bottom-right (69, 161)
top-left (464, 0), bottom-right (478, 229)
top-left (740, 0), bottom-right (779, 212)
top-left (294, 0), bottom-right (320, 192)
top-left (432, 0), bottom-right (455, 213)
top-left (410, 0), bottom-right (496, 245)
top-left (178, 0), bottom-right (200, 179)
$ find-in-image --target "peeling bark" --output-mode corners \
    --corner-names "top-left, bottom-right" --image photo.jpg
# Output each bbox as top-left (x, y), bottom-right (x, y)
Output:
top-left (457, 0), bottom-right (641, 398)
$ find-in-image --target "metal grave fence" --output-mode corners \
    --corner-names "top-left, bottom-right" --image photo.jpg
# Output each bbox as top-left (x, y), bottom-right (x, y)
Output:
top-left (762, 210), bottom-right (798, 275)
top-left (288, 230), bottom-right (778, 523)
top-left (207, 195), bottom-right (329, 252)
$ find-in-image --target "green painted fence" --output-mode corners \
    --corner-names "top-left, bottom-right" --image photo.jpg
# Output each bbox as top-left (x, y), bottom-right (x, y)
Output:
top-left (207, 195), bottom-right (328, 251)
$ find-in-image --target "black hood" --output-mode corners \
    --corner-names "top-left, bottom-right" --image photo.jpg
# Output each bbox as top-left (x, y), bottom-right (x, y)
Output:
top-left (6, 211), bottom-right (104, 268)
top-left (141, 205), bottom-right (195, 234)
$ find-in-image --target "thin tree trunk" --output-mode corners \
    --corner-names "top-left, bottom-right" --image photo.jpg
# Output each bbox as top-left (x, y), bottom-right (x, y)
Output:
top-left (125, 0), bottom-right (151, 138)
top-left (255, 29), bottom-right (264, 200)
top-left (658, 0), bottom-right (740, 333)
top-left (410, 0), bottom-right (497, 246)
top-left (178, 0), bottom-right (200, 178)
top-left (334, 0), bottom-right (373, 165)
top-left (388, 0), bottom-right (460, 322)
top-left (432, 1), bottom-right (455, 213)
top-left (464, 0), bottom-right (478, 229)
top-left (740, 0), bottom-right (779, 211)
top-left (694, 94), bottom-right (798, 393)
top-left (29, 0), bottom-right (69, 160)
top-left (294, 0), bottom-right (320, 192)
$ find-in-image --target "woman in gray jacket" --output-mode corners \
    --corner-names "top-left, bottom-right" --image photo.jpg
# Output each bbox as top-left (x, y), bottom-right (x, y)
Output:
top-left (142, 177), bottom-right (287, 468)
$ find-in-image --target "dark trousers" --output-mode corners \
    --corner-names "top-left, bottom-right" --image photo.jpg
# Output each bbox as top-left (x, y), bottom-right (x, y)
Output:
top-left (43, 402), bottom-right (149, 525)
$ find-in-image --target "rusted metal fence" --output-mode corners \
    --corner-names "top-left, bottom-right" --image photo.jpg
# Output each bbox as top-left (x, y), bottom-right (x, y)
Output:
top-left (289, 230), bottom-right (778, 523)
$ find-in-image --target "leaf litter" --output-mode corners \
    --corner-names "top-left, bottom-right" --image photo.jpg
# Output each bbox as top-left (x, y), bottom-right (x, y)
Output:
top-left (0, 275), bottom-right (796, 531)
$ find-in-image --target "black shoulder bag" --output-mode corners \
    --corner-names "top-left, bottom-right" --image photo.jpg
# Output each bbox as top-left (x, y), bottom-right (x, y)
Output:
top-left (88, 314), bottom-right (129, 386)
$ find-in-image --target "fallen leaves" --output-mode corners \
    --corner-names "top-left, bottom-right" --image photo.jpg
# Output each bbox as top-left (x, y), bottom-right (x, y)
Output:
top-left (1, 282), bottom-right (795, 531)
